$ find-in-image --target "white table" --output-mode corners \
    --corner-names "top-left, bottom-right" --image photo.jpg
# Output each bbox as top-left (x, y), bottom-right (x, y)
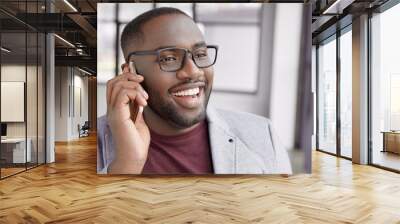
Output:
top-left (1, 138), bottom-right (32, 163)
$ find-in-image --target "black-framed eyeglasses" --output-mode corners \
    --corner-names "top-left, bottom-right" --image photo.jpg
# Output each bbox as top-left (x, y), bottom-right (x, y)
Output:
top-left (126, 45), bottom-right (218, 72)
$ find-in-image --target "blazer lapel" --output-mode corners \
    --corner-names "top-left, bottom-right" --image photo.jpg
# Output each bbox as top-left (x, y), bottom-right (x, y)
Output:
top-left (206, 107), bottom-right (266, 174)
top-left (206, 107), bottom-right (236, 174)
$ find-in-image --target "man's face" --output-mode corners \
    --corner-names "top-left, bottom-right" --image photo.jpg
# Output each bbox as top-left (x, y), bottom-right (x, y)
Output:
top-left (127, 14), bottom-right (214, 128)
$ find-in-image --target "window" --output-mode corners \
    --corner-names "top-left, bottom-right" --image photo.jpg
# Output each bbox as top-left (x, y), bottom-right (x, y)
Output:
top-left (317, 36), bottom-right (337, 155)
top-left (339, 27), bottom-right (352, 158)
top-left (370, 2), bottom-right (400, 171)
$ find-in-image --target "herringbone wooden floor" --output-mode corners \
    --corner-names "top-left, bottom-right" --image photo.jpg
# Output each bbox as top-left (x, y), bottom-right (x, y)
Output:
top-left (0, 134), bottom-right (399, 224)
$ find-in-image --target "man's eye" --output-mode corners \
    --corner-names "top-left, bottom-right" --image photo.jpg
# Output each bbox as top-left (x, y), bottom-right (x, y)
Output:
top-left (160, 56), bottom-right (177, 62)
top-left (195, 52), bottom-right (208, 58)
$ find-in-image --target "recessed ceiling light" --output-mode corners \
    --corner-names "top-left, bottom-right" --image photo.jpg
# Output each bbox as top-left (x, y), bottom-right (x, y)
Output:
top-left (78, 67), bottom-right (92, 76)
top-left (1, 47), bottom-right (11, 53)
top-left (54, 34), bottom-right (75, 48)
top-left (322, 0), bottom-right (354, 15)
top-left (63, 0), bottom-right (78, 12)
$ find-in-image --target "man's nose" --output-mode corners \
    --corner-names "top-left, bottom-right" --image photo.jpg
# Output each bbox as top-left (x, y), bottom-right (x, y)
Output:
top-left (176, 54), bottom-right (204, 80)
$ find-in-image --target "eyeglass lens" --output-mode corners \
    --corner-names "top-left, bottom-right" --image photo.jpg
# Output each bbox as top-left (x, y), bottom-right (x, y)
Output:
top-left (158, 47), bottom-right (216, 72)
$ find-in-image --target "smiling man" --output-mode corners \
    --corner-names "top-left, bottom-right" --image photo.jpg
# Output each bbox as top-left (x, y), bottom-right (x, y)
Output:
top-left (97, 7), bottom-right (292, 174)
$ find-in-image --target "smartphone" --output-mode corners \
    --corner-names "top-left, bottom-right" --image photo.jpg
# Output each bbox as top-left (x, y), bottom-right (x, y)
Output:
top-left (128, 61), bottom-right (143, 123)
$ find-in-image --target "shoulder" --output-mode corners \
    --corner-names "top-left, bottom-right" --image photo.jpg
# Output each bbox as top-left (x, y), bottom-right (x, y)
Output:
top-left (212, 108), bottom-right (272, 133)
top-left (97, 115), bottom-right (113, 174)
top-left (208, 107), bottom-right (275, 151)
top-left (97, 115), bottom-right (112, 140)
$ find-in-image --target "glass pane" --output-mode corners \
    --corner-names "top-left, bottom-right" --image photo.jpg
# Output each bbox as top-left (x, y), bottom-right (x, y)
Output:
top-left (371, 3), bottom-right (400, 171)
top-left (38, 33), bottom-right (45, 165)
top-left (340, 29), bottom-right (352, 158)
top-left (27, 31), bottom-right (38, 169)
top-left (1, 30), bottom-right (27, 177)
top-left (318, 37), bottom-right (337, 154)
top-left (26, 0), bottom-right (38, 169)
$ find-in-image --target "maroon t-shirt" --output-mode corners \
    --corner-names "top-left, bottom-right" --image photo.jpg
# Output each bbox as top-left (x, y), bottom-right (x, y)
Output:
top-left (141, 120), bottom-right (214, 174)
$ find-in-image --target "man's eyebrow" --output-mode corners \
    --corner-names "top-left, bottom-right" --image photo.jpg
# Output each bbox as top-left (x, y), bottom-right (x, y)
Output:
top-left (154, 45), bottom-right (177, 51)
top-left (154, 42), bottom-right (206, 51)
top-left (193, 42), bottom-right (206, 49)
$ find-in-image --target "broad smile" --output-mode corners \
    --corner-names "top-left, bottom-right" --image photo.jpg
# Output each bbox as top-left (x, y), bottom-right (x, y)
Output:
top-left (169, 83), bottom-right (205, 109)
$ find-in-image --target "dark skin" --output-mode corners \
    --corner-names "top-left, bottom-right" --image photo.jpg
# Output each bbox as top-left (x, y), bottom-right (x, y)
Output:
top-left (106, 14), bottom-right (214, 174)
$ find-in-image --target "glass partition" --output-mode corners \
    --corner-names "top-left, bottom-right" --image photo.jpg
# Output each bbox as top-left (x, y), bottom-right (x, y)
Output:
top-left (0, 0), bottom-right (46, 179)
top-left (1, 30), bottom-right (28, 177)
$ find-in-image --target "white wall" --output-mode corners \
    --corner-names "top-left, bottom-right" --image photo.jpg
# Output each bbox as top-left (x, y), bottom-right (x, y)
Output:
top-left (55, 66), bottom-right (69, 141)
top-left (72, 73), bottom-right (89, 138)
top-left (312, 45), bottom-right (317, 150)
top-left (54, 67), bottom-right (89, 141)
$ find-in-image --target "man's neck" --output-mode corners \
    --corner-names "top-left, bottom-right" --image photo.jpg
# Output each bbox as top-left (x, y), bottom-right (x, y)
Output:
top-left (143, 107), bottom-right (200, 136)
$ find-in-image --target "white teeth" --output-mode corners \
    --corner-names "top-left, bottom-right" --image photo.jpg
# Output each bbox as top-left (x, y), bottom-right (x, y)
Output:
top-left (172, 87), bottom-right (200, 97)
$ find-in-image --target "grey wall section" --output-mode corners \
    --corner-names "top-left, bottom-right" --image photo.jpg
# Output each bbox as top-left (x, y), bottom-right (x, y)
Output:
top-left (312, 45), bottom-right (317, 151)
top-left (269, 4), bottom-right (305, 151)
top-left (55, 67), bottom-right (69, 141)
top-left (46, 33), bottom-right (55, 163)
top-left (352, 14), bottom-right (369, 164)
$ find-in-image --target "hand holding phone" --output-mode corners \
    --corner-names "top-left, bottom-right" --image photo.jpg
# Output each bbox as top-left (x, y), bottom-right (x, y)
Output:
top-left (106, 62), bottom-right (150, 174)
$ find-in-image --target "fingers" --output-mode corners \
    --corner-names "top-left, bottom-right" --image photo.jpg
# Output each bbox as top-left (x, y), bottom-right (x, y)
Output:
top-left (112, 85), bottom-right (148, 110)
top-left (107, 62), bottom-right (150, 121)
top-left (106, 72), bottom-right (144, 105)
top-left (137, 84), bottom-right (149, 99)
top-left (110, 81), bottom-right (138, 106)
top-left (110, 80), bottom-right (148, 108)
top-left (135, 106), bottom-right (144, 124)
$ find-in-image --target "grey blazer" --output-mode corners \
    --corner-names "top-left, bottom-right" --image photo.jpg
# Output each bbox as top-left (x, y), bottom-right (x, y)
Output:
top-left (97, 106), bottom-right (292, 174)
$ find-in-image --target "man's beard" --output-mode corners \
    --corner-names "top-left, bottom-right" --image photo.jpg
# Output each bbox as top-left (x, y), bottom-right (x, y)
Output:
top-left (142, 80), bottom-right (211, 128)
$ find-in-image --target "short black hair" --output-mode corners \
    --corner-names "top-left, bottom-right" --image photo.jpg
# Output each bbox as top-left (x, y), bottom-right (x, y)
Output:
top-left (120, 7), bottom-right (190, 59)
